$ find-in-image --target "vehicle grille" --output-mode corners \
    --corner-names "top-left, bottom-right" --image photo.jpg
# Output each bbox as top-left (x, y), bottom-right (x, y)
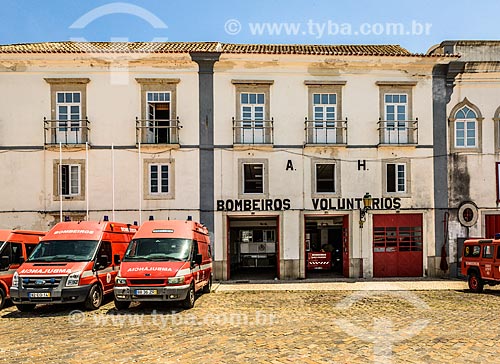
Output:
top-left (129, 279), bottom-right (165, 285)
top-left (21, 276), bottom-right (62, 288)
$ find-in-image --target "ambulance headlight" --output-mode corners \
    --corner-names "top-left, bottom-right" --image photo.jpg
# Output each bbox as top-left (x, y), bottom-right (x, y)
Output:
top-left (167, 276), bottom-right (185, 285)
top-left (115, 277), bottom-right (127, 285)
top-left (66, 271), bottom-right (81, 287)
top-left (12, 271), bottom-right (19, 288)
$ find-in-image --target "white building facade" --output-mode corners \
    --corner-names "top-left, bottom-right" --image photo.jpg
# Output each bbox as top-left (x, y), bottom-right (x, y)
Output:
top-left (429, 41), bottom-right (500, 276)
top-left (0, 42), bottom-right (452, 279)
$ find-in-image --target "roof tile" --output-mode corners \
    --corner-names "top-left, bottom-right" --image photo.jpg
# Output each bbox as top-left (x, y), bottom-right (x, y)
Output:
top-left (0, 41), bottom-right (435, 57)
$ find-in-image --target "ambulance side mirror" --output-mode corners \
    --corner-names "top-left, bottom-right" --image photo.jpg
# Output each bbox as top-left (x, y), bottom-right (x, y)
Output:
top-left (114, 254), bottom-right (121, 265)
top-left (195, 254), bottom-right (202, 266)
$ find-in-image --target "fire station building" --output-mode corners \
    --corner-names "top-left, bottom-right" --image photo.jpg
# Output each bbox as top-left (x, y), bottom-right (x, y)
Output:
top-left (0, 40), bottom-right (491, 280)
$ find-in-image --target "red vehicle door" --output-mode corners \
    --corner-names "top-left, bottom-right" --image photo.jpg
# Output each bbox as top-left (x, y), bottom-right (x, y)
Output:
top-left (493, 245), bottom-right (500, 280)
top-left (480, 244), bottom-right (494, 279)
top-left (96, 241), bottom-right (115, 293)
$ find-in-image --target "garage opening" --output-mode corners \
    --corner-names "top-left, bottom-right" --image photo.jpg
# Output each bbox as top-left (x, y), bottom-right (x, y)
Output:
top-left (305, 215), bottom-right (349, 278)
top-left (373, 213), bottom-right (423, 277)
top-left (228, 216), bottom-right (279, 281)
top-left (485, 215), bottom-right (500, 238)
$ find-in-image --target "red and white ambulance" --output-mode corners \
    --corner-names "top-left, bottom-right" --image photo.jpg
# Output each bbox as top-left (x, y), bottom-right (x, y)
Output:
top-left (10, 220), bottom-right (137, 311)
top-left (114, 219), bottom-right (212, 309)
top-left (0, 230), bottom-right (46, 309)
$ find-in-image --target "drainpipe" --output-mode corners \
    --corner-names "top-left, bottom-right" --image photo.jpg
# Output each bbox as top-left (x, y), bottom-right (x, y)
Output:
top-left (190, 51), bottom-right (221, 237)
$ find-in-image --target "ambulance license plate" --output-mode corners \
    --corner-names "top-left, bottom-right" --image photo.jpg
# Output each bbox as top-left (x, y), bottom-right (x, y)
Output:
top-left (134, 289), bottom-right (158, 295)
top-left (29, 292), bottom-right (51, 298)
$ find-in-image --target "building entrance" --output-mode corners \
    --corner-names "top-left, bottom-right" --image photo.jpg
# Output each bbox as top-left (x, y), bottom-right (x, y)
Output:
top-left (305, 215), bottom-right (348, 278)
top-left (228, 216), bottom-right (279, 281)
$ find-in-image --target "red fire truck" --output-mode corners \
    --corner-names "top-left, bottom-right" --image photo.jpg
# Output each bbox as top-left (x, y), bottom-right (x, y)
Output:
top-left (461, 238), bottom-right (500, 293)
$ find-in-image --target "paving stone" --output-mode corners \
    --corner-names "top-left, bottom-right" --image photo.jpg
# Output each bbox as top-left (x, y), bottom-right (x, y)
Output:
top-left (1, 282), bottom-right (500, 363)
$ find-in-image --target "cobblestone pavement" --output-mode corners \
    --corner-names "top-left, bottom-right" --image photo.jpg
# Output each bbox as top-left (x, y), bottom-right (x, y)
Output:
top-left (1, 282), bottom-right (500, 364)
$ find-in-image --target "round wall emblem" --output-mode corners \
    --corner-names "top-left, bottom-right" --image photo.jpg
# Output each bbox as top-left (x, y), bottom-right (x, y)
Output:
top-left (458, 202), bottom-right (478, 227)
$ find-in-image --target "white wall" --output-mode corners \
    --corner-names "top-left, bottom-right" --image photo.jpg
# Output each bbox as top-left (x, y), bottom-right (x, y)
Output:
top-left (0, 53), bottom-right (201, 229)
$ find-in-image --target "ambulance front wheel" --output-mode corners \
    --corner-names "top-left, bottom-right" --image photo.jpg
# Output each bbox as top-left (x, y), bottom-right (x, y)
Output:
top-left (114, 299), bottom-right (131, 310)
top-left (182, 283), bottom-right (195, 309)
top-left (0, 287), bottom-right (5, 310)
top-left (84, 284), bottom-right (103, 310)
top-left (15, 304), bottom-right (36, 312)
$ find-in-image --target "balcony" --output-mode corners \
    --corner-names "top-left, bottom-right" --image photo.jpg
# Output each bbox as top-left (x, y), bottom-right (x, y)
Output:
top-left (233, 118), bottom-right (274, 145)
top-left (377, 118), bottom-right (418, 145)
top-left (44, 117), bottom-right (90, 145)
top-left (136, 117), bottom-right (181, 145)
top-left (305, 118), bottom-right (347, 145)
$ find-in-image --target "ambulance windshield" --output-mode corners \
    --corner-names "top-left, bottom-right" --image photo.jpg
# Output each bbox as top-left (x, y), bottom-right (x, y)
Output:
top-left (28, 240), bottom-right (99, 262)
top-left (124, 238), bottom-right (192, 262)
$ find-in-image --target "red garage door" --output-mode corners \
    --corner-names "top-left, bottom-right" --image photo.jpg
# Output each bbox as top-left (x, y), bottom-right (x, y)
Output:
top-left (373, 214), bottom-right (423, 277)
top-left (485, 215), bottom-right (500, 239)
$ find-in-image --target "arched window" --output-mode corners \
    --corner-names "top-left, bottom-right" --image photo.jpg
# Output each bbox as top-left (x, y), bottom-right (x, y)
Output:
top-left (494, 106), bottom-right (500, 151)
top-left (448, 98), bottom-right (483, 152)
top-left (454, 106), bottom-right (477, 148)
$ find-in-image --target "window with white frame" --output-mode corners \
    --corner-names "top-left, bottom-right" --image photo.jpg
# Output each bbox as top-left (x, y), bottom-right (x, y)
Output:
top-left (376, 82), bottom-right (416, 145)
top-left (53, 159), bottom-right (85, 200)
top-left (315, 163), bottom-right (336, 193)
top-left (385, 94), bottom-right (407, 123)
top-left (146, 91), bottom-right (172, 144)
top-left (313, 93), bottom-right (337, 121)
top-left (384, 94), bottom-right (408, 144)
top-left (241, 93), bottom-right (265, 121)
top-left (60, 164), bottom-right (80, 196)
top-left (45, 78), bottom-right (89, 145)
top-left (135, 78), bottom-right (179, 145)
top-left (243, 163), bottom-right (264, 194)
top-left (57, 92), bottom-right (81, 128)
top-left (240, 93), bottom-right (266, 144)
top-left (386, 163), bottom-right (406, 193)
top-left (149, 163), bottom-right (169, 194)
top-left (232, 81), bottom-right (272, 145)
top-left (313, 93), bottom-right (337, 143)
top-left (496, 106), bottom-right (500, 151)
top-left (454, 106), bottom-right (477, 148)
top-left (143, 159), bottom-right (174, 200)
top-left (147, 91), bottom-right (171, 103)
top-left (56, 92), bottom-right (81, 143)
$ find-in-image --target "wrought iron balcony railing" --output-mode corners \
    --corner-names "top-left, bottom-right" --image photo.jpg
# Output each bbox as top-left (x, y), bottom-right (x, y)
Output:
top-left (305, 118), bottom-right (348, 145)
top-left (233, 118), bottom-right (274, 145)
top-left (377, 118), bottom-right (418, 145)
top-left (136, 117), bottom-right (181, 145)
top-left (44, 117), bottom-right (90, 145)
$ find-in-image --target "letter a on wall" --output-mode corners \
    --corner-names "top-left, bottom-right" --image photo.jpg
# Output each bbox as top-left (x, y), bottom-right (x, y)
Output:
top-left (286, 160), bottom-right (294, 171)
